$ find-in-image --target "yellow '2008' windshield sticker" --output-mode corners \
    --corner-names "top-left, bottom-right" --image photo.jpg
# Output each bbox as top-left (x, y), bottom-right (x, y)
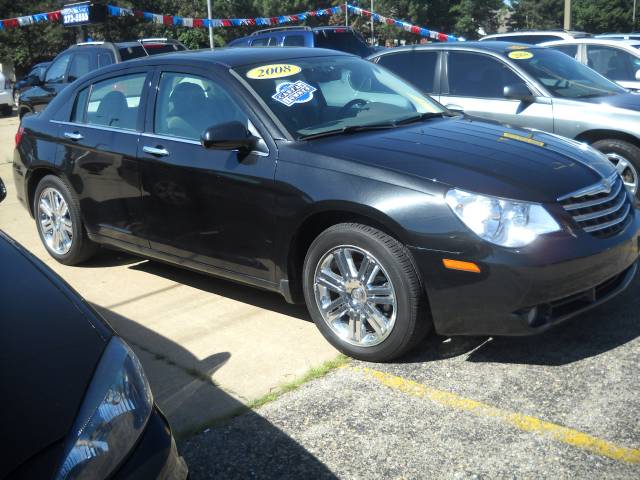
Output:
top-left (246, 64), bottom-right (301, 80)
top-left (508, 51), bottom-right (534, 60)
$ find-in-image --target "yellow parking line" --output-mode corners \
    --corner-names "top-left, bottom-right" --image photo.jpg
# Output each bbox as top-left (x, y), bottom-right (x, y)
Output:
top-left (355, 367), bottom-right (640, 465)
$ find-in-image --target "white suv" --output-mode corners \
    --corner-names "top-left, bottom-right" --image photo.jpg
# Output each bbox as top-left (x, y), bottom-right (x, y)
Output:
top-left (543, 38), bottom-right (640, 91)
top-left (480, 30), bottom-right (591, 45)
top-left (0, 71), bottom-right (14, 117)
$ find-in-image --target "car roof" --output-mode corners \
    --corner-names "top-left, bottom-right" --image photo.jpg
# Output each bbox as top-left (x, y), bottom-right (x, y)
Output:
top-left (482, 30), bottom-right (589, 39)
top-left (543, 38), bottom-right (640, 46)
top-left (369, 41), bottom-right (539, 57)
top-left (111, 46), bottom-right (353, 69)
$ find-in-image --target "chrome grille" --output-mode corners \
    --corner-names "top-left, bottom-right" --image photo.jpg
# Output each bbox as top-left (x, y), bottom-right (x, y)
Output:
top-left (559, 173), bottom-right (632, 238)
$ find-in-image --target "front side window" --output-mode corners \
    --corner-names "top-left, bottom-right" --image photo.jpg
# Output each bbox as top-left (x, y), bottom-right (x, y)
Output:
top-left (236, 56), bottom-right (443, 139)
top-left (377, 51), bottom-right (438, 93)
top-left (68, 53), bottom-right (91, 82)
top-left (86, 74), bottom-right (146, 130)
top-left (587, 45), bottom-right (640, 81)
top-left (251, 37), bottom-right (276, 47)
top-left (448, 52), bottom-right (523, 98)
top-left (510, 47), bottom-right (627, 98)
top-left (45, 54), bottom-right (71, 84)
top-left (154, 72), bottom-right (247, 141)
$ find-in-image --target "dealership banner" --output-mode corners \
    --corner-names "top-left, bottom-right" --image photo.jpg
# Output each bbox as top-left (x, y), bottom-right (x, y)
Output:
top-left (0, 3), bottom-right (458, 41)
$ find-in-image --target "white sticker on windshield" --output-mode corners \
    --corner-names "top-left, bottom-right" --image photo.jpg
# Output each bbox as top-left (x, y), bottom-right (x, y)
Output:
top-left (272, 81), bottom-right (317, 107)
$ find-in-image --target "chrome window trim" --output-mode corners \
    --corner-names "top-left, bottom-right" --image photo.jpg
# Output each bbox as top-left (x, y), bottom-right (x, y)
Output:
top-left (50, 120), bottom-right (139, 136)
top-left (141, 132), bottom-right (269, 157)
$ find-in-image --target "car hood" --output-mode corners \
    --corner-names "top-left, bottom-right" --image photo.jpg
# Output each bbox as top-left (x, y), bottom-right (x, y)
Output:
top-left (578, 91), bottom-right (640, 111)
top-left (0, 233), bottom-right (111, 478)
top-left (296, 116), bottom-right (615, 203)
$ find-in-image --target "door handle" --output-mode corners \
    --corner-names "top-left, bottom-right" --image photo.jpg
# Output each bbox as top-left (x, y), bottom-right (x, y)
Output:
top-left (64, 132), bottom-right (83, 141)
top-left (143, 145), bottom-right (170, 157)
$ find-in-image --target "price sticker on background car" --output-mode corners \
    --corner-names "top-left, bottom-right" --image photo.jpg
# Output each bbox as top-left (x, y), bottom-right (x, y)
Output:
top-left (508, 50), bottom-right (534, 60)
top-left (246, 64), bottom-right (301, 80)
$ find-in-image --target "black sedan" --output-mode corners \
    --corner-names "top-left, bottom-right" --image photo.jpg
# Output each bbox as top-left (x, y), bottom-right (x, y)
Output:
top-left (13, 62), bottom-right (50, 106)
top-left (0, 180), bottom-right (187, 479)
top-left (13, 48), bottom-right (639, 362)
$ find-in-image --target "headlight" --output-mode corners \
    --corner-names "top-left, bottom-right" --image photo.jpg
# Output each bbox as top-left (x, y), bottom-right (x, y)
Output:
top-left (445, 188), bottom-right (560, 247)
top-left (55, 337), bottom-right (153, 480)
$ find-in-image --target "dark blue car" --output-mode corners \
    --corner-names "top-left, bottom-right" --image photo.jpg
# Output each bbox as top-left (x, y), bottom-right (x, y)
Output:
top-left (228, 26), bottom-right (376, 57)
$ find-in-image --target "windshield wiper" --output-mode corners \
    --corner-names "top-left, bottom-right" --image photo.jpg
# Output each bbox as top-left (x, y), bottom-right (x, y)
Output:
top-left (393, 112), bottom-right (448, 125)
top-left (298, 123), bottom-right (397, 141)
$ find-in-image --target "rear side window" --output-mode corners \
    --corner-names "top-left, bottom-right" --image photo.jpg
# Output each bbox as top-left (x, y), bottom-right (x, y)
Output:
top-left (67, 53), bottom-right (91, 82)
top-left (118, 45), bottom-right (147, 61)
top-left (377, 51), bottom-right (438, 93)
top-left (283, 35), bottom-right (306, 47)
top-left (551, 44), bottom-right (579, 59)
top-left (447, 52), bottom-right (523, 98)
top-left (86, 73), bottom-right (146, 130)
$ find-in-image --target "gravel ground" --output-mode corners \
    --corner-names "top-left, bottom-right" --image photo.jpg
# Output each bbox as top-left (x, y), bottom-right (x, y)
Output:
top-left (182, 273), bottom-right (640, 479)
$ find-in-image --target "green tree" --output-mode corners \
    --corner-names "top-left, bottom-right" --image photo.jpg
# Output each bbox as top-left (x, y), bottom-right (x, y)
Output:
top-left (450, 0), bottom-right (503, 39)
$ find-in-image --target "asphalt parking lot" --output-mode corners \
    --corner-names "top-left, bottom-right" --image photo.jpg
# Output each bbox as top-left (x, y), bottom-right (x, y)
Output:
top-left (1, 113), bottom-right (639, 478)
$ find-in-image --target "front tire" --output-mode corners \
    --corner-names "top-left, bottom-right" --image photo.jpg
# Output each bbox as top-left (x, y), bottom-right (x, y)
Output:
top-left (34, 175), bottom-right (97, 265)
top-left (303, 223), bottom-right (430, 362)
top-left (592, 139), bottom-right (640, 201)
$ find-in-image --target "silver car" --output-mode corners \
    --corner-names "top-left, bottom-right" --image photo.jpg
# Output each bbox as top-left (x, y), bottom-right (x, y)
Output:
top-left (368, 41), bottom-right (640, 199)
top-left (542, 38), bottom-right (640, 91)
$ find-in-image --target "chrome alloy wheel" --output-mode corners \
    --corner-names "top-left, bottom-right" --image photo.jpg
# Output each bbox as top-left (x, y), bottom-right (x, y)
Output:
top-left (38, 187), bottom-right (73, 255)
top-left (313, 245), bottom-right (397, 347)
top-left (606, 153), bottom-right (638, 196)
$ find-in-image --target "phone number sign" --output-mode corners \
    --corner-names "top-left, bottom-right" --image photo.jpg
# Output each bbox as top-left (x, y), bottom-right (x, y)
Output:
top-left (62, 4), bottom-right (91, 26)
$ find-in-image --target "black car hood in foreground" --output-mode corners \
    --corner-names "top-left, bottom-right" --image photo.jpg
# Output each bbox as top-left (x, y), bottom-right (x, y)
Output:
top-left (296, 116), bottom-right (614, 203)
top-left (579, 91), bottom-right (640, 111)
top-left (0, 233), bottom-right (112, 478)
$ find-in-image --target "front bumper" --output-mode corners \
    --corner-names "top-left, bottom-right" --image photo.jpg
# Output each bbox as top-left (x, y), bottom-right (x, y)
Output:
top-left (113, 406), bottom-right (188, 480)
top-left (411, 220), bottom-right (640, 336)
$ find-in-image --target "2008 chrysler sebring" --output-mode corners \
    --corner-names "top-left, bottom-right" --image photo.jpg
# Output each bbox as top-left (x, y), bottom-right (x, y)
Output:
top-left (14, 48), bottom-right (639, 362)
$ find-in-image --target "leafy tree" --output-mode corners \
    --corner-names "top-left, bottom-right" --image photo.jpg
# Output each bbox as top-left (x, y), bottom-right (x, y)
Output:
top-left (450, 0), bottom-right (503, 39)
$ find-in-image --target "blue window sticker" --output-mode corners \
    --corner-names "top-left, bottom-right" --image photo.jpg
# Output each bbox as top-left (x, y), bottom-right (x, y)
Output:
top-left (272, 80), bottom-right (317, 107)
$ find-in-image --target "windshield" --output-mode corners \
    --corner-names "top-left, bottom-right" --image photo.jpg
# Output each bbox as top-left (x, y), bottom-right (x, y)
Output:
top-left (235, 56), bottom-right (444, 139)
top-left (508, 48), bottom-right (627, 98)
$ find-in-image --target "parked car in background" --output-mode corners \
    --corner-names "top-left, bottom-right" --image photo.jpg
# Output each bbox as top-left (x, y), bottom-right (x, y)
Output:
top-left (228, 26), bottom-right (376, 57)
top-left (596, 33), bottom-right (640, 41)
top-left (13, 62), bottom-right (50, 106)
top-left (0, 178), bottom-right (187, 479)
top-left (13, 48), bottom-right (639, 362)
top-left (542, 38), bottom-right (640, 91)
top-left (369, 41), bottom-right (640, 200)
top-left (19, 38), bottom-right (186, 118)
top-left (481, 30), bottom-right (591, 44)
top-left (0, 70), bottom-right (14, 117)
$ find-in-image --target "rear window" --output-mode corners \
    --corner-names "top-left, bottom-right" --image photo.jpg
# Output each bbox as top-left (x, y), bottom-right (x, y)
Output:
top-left (314, 30), bottom-right (372, 57)
top-left (283, 35), bottom-right (306, 47)
top-left (118, 45), bottom-right (147, 61)
top-left (141, 43), bottom-right (186, 55)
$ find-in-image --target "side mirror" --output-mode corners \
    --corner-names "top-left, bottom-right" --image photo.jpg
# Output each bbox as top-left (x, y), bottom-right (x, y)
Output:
top-left (0, 178), bottom-right (6, 204)
top-left (201, 121), bottom-right (257, 152)
top-left (504, 83), bottom-right (534, 103)
top-left (635, 70), bottom-right (640, 81)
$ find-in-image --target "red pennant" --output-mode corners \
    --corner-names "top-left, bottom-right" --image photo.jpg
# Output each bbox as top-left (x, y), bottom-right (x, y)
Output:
top-left (3, 18), bottom-right (18, 28)
top-left (47, 11), bottom-right (61, 22)
top-left (193, 18), bottom-right (203, 27)
top-left (134, 10), bottom-right (144, 17)
top-left (247, 18), bottom-right (256, 25)
top-left (163, 15), bottom-right (172, 25)
top-left (290, 15), bottom-right (298, 22)
top-left (222, 19), bottom-right (231, 27)
top-left (438, 33), bottom-right (448, 41)
top-left (411, 25), bottom-right (420, 34)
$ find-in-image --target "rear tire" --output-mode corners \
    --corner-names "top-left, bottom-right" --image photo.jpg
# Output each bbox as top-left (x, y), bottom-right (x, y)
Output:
top-left (34, 175), bottom-right (97, 265)
top-left (592, 139), bottom-right (640, 202)
top-left (303, 223), bottom-right (430, 362)
top-left (0, 105), bottom-right (11, 117)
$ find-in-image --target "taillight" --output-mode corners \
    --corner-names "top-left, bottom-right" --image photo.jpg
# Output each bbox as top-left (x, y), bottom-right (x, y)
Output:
top-left (15, 126), bottom-right (24, 147)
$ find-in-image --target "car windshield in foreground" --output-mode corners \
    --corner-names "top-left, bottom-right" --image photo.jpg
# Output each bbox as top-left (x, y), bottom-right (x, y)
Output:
top-left (508, 48), bottom-right (627, 98)
top-left (234, 56), bottom-right (445, 139)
